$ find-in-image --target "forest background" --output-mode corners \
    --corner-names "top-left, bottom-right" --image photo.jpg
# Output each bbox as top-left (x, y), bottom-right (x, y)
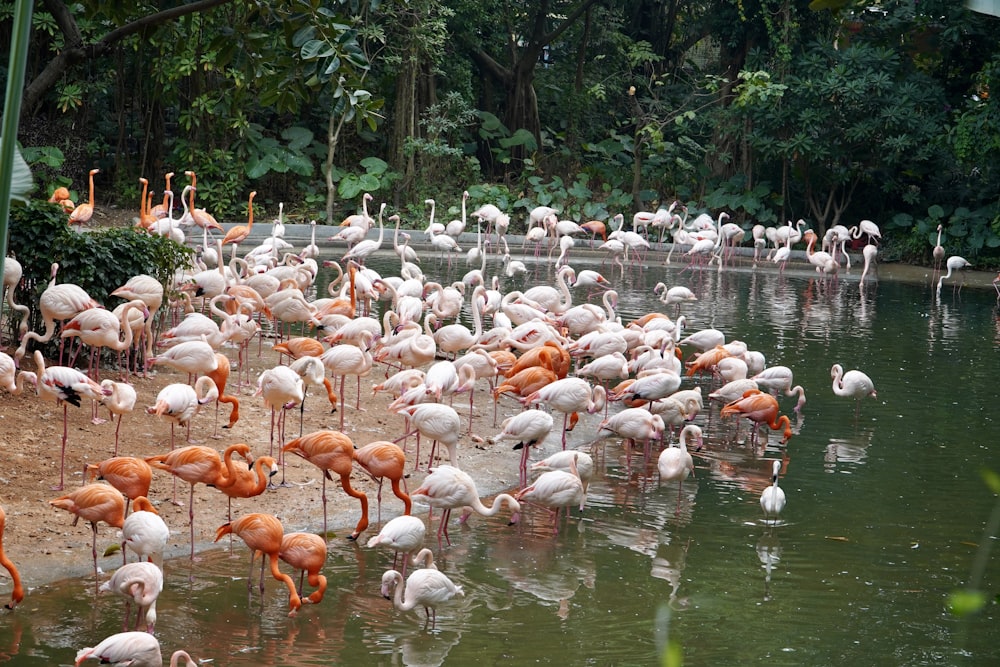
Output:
top-left (4, 0), bottom-right (1000, 267)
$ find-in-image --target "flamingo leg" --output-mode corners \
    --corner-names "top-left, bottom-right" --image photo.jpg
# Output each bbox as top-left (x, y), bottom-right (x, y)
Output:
top-left (188, 483), bottom-right (197, 561)
top-left (54, 402), bottom-right (69, 491)
top-left (320, 474), bottom-right (329, 538)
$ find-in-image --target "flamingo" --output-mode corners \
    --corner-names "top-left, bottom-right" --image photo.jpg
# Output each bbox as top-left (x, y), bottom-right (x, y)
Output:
top-left (353, 440), bottom-right (411, 525)
top-left (366, 514), bottom-right (426, 579)
top-left (381, 566), bottom-right (464, 629)
top-left (529, 449), bottom-right (595, 501)
top-left (301, 219), bottom-right (321, 259)
top-left (279, 531), bottom-right (328, 606)
top-left (221, 190), bottom-right (256, 261)
top-left (282, 430), bottom-right (369, 539)
top-left (411, 464), bottom-right (520, 546)
top-left (2, 255), bottom-right (30, 344)
top-left (751, 366), bottom-right (807, 414)
top-left (937, 255), bottom-right (971, 294)
top-left (149, 172), bottom-right (174, 219)
top-left (610, 370), bottom-right (683, 405)
top-left (490, 409), bottom-right (555, 487)
top-left (99, 561), bottom-right (163, 632)
top-left (84, 456), bottom-right (152, 517)
top-left (830, 363), bottom-right (877, 418)
top-left (859, 244), bottom-right (879, 286)
top-left (803, 229), bottom-right (840, 277)
top-left (932, 224), bottom-right (945, 272)
top-left (515, 452), bottom-right (586, 534)
top-left (217, 456), bottom-right (278, 522)
top-left (340, 191), bottom-right (374, 229)
top-left (720, 389), bottom-right (793, 445)
top-left (68, 168), bottom-right (99, 225)
top-left (289, 355), bottom-right (338, 435)
top-left (145, 443), bottom-right (250, 559)
top-left (256, 364), bottom-right (304, 463)
top-left (147, 339), bottom-right (219, 379)
top-left (521, 377), bottom-right (606, 449)
top-left (121, 496), bottom-right (169, 569)
top-left (32, 350), bottom-right (111, 490)
top-left (579, 219), bottom-right (607, 247)
top-left (50, 483), bottom-right (126, 580)
top-left (850, 219), bottom-right (881, 245)
top-left (321, 339), bottom-right (374, 430)
top-left (272, 336), bottom-right (325, 361)
top-left (146, 377), bottom-right (219, 450)
top-left (98, 380), bottom-right (137, 456)
top-left (393, 403), bottom-right (462, 471)
top-left (760, 459), bottom-right (786, 523)
top-left (342, 202), bottom-right (386, 265)
top-left (446, 190), bottom-right (469, 238)
top-left (182, 172), bottom-right (223, 233)
top-left (59, 299), bottom-right (148, 381)
top-left (15, 262), bottom-right (101, 366)
top-left (74, 632), bottom-right (173, 667)
top-left (0, 506), bottom-right (24, 609)
top-left (214, 513), bottom-right (302, 616)
top-left (658, 424), bottom-right (701, 504)
top-left (203, 352), bottom-right (240, 435)
top-left (594, 407), bottom-right (666, 463)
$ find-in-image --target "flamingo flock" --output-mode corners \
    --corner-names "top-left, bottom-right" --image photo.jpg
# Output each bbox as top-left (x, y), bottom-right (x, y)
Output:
top-left (12, 182), bottom-right (978, 663)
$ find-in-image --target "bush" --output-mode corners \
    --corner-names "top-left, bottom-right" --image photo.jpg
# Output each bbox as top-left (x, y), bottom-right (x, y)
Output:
top-left (7, 201), bottom-right (192, 350)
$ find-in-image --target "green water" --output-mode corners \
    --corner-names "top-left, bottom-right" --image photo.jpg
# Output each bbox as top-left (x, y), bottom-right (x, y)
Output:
top-left (2, 254), bottom-right (998, 666)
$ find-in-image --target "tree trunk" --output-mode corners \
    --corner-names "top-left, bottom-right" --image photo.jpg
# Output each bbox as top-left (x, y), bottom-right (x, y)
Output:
top-left (325, 112), bottom-right (348, 223)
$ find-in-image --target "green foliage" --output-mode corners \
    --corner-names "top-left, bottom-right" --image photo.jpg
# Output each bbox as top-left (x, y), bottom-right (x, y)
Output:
top-left (334, 156), bottom-right (400, 200)
top-left (703, 175), bottom-right (781, 224)
top-left (8, 202), bottom-right (191, 338)
top-left (404, 92), bottom-right (481, 190)
top-left (478, 111), bottom-right (538, 168)
top-left (245, 125), bottom-right (316, 180)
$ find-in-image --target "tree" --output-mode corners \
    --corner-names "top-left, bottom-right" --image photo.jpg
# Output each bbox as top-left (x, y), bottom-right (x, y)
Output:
top-left (457, 0), bottom-right (602, 171)
top-left (22, 0), bottom-right (234, 115)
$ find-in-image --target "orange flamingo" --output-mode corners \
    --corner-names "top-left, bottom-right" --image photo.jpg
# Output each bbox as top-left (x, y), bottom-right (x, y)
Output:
top-left (720, 389), bottom-right (792, 445)
top-left (204, 352), bottom-right (240, 435)
top-left (221, 190), bottom-right (256, 261)
top-left (685, 344), bottom-right (733, 378)
top-left (494, 366), bottom-right (557, 400)
top-left (217, 455), bottom-right (277, 522)
top-left (183, 171), bottom-right (223, 232)
top-left (84, 456), bottom-right (152, 516)
top-left (353, 440), bottom-right (411, 525)
top-left (50, 483), bottom-right (126, 580)
top-left (279, 531), bottom-right (328, 606)
top-left (505, 341), bottom-right (571, 379)
top-left (150, 172), bottom-right (174, 219)
top-left (579, 219), bottom-right (607, 247)
top-left (214, 513), bottom-right (302, 616)
top-left (69, 168), bottom-right (99, 225)
top-left (0, 506), bottom-right (24, 609)
top-left (282, 430), bottom-right (368, 539)
top-left (145, 443), bottom-right (250, 559)
top-left (272, 336), bottom-right (325, 362)
top-left (48, 185), bottom-right (72, 209)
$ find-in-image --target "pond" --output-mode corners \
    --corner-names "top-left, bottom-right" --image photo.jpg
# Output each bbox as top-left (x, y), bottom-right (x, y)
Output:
top-left (2, 245), bottom-right (998, 666)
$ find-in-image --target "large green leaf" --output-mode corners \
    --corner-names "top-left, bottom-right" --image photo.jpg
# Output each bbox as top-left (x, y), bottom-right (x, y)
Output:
top-left (3, 141), bottom-right (33, 202)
